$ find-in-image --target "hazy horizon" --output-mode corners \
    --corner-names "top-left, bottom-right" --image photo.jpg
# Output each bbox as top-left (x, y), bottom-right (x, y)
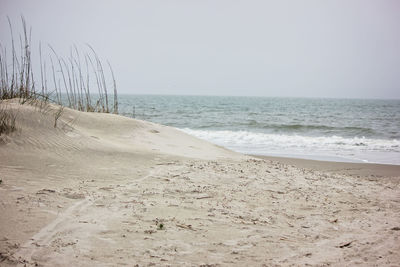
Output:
top-left (116, 93), bottom-right (400, 100)
top-left (1, 0), bottom-right (400, 99)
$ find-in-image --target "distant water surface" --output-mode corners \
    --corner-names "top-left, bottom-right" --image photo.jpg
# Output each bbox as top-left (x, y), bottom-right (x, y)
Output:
top-left (117, 95), bottom-right (400, 165)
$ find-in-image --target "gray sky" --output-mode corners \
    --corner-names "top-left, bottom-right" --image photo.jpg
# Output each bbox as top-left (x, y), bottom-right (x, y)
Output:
top-left (1, 0), bottom-right (400, 98)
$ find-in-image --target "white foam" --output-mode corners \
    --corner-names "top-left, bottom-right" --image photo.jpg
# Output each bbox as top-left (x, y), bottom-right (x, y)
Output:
top-left (180, 128), bottom-right (400, 165)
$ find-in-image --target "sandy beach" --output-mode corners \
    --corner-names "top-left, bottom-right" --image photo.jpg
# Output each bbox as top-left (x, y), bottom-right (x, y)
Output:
top-left (1, 100), bottom-right (400, 266)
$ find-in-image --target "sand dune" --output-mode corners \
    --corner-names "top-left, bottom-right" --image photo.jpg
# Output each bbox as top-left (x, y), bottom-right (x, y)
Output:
top-left (1, 99), bottom-right (241, 159)
top-left (0, 100), bottom-right (399, 266)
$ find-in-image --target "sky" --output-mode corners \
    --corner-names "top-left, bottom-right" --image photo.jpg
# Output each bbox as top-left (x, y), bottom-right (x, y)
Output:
top-left (1, 0), bottom-right (400, 99)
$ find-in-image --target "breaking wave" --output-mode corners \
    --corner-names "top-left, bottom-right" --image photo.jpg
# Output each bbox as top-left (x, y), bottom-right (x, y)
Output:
top-left (180, 128), bottom-right (400, 164)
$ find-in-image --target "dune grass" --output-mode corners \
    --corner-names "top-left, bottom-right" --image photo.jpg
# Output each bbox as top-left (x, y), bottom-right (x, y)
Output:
top-left (0, 102), bottom-right (17, 136)
top-left (0, 17), bottom-right (118, 114)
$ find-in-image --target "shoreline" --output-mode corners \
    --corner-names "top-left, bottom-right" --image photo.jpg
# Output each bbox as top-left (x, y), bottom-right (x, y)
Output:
top-left (252, 154), bottom-right (400, 179)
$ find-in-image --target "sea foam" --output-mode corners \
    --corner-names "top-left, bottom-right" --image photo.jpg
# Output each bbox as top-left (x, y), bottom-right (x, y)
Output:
top-left (181, 128), bottom-right (400, 164)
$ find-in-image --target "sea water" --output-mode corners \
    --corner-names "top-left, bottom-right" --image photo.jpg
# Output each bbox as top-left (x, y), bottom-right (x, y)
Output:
top-left (117, 95), bottom-right (400, 165)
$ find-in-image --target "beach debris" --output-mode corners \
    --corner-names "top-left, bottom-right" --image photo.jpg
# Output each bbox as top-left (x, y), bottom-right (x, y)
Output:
top-left (391, 226), bottom-right (400, 231)
top-left (337, 240), bottom-right (354, 248)
top-left (144, 229), bottom-right (156, 234)
top-left (157, 223), bottom-right (165, 230)
top-left (153, 218), bottom-right (165, 230)
top-left (61, 241), bottom-right (76, 247)
top-left (36, 189), bottom-right (56, 194)
top-left (63, 192), bottom-right (85, 199)
top-left (176, 223), bottom-right (195, 231)
top-left (196, 194), bottom-right (212, 199)
top-left (99, 186), bottom-right (113, 191)
top-left (286, 221), bottom-right (294, 228)
top-left (156, 162), bottom-right (177, 165)
top-left (199, 264), bottom-right (218, 267)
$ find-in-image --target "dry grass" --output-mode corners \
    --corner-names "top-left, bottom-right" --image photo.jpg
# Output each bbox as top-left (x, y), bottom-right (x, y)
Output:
top-left (0, 103), bottom-right (17, 136)
top-left (0, 16), bottom-right (118, 114)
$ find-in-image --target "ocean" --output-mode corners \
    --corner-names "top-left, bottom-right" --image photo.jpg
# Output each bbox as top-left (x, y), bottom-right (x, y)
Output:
top-left (117, 95), bottom-right (400, 165)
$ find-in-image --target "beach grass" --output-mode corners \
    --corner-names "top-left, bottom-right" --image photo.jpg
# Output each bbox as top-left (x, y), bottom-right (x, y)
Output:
top-left (0, 102), bottom-right (17, 135)
top-left (0, 16), bottom-right (118, 115)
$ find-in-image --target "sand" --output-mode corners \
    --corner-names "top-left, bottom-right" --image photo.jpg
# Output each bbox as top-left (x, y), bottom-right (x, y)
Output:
top-left (0, 100), bottom-right (399, 266)
top-left (254, 156), bottom-right (400, 181)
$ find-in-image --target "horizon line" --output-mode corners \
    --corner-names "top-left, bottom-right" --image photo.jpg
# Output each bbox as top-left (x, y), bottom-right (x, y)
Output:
top-left (113, 93), bottom-right (400, 101)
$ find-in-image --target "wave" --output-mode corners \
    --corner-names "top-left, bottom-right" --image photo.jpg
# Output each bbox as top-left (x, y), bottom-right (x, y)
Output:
top-left (190, 121), bottom-right (379, 136)
top-left (180, 128), bottom-right (400, 164)
top-left (186, 122), bottom-right (378, 136)
top-left (181, 128), bottom-right (399, 150)
top-left (238, 122), bottom-right (376, 135)
top-left (262, 124), bottom-right (374, 133)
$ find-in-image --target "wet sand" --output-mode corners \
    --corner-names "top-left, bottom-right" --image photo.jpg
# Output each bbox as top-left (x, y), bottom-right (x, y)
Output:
top-left (253, 155), bottom-right (400, 181)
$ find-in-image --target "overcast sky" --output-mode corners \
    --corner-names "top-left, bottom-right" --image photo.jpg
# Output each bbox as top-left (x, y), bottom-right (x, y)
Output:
top-left (1, 0), bottom-right (400, 98)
